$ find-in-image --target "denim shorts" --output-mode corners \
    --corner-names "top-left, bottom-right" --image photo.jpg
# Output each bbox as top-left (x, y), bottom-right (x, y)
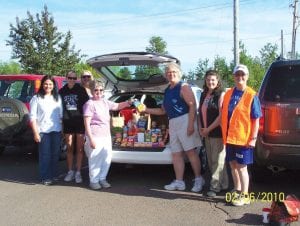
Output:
top-left (225, 144), bottom-right (253, 165)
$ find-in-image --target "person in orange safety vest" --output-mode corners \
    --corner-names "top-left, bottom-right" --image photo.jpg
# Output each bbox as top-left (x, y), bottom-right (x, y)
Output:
top-left (221, 64), bottom-right (262, 207)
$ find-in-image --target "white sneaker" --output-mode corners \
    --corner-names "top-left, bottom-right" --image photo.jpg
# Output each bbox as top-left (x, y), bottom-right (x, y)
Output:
top-left (191, 176), bottom-right (205, 192)
top-left (164, 180), bottom-right (186, 191)
top-left (64, 170), bottom-right (75, 182)
top-left (90, 182), bottom-right (101, 190)
top-left (99, 180), bottom-right (111, 188)
top-left (75, 171), bottom-right (82, 184)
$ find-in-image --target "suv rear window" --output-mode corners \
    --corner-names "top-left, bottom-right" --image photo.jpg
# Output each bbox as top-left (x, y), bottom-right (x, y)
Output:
top-left (0, 80), bottom-right (35, 102)
top-left (263, 65), bottom-right (300, 103)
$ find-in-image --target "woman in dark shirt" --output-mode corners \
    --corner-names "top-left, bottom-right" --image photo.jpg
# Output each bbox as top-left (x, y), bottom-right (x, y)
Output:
top-left (59, 71), bottom-right (90, 184)
top-left (198, 70), bottom-right (228, 197)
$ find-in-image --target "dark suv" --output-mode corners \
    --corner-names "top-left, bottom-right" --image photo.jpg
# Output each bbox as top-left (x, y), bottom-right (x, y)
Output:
top-left (255, 59), bottom-right (300, 171)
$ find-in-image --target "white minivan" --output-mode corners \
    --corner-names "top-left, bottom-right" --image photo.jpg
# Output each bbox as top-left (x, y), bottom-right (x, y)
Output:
top-left (87, 52), bottom-right (202, 164)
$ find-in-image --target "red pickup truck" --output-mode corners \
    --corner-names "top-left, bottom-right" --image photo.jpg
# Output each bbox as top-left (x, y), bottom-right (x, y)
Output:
top-left (0, 74), bottom-right (66, 155)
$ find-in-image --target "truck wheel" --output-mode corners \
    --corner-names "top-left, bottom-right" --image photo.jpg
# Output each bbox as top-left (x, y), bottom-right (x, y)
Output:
top-left (0, 97), bottom-right (29, 141)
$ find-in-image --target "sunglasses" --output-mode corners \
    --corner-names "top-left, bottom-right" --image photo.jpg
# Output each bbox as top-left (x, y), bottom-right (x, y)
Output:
top-left (67, 77), bottom-right (77, 80)
top-left (94, 89), bottom-right (104, 92)
top-left (82, 75), bottom-right (91, 79)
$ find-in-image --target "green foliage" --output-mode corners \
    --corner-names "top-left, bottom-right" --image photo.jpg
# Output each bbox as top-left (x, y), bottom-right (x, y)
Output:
top-left (74, 62), bottom-right (101, 79)
top-left (0, 61), bottom-right (22, 74)
top-left (194, 58), bottom-right (210, 80)
top-left (192, 42), bottom-right (279, 91)
top-left (259, 43), bottom-right (278, 70)
top-left (146, 36), bottom-right (168, 54)
top-left (6, 5), bottom-right (84, 76)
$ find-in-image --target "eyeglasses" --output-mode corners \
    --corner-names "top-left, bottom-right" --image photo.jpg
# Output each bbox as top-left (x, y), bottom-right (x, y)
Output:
top-left (94, 89), bottom-right (104, 92)
top-left (82, 75), bottom-right (91, 79)
top-left (166, 70), bottom-right (178, 75)
top-left (67, 77), bottom-right (77, 80)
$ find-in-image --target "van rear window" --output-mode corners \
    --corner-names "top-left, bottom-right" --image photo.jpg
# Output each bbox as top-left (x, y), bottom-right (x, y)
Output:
top-left (263, 65), bottom-right (300, 102)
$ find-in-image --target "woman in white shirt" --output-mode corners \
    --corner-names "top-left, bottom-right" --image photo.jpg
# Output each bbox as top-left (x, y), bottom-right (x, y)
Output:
top-left (30, 75), bottom-right (63, 185)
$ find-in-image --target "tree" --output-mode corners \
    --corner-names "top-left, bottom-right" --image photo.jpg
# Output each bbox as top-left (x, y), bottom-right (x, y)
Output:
top-left (213, 56), bottom-right (231, 87)
top-left (146, 36), bottom-right (168, 54)
top-left (0, 61), bottom-right (22, 74)
top-left (6, 5), bottom-right (83, 76)
top-left (193, 58), bottom-right (210, 80)
top-left (259, 43), bottom-right (278, 70)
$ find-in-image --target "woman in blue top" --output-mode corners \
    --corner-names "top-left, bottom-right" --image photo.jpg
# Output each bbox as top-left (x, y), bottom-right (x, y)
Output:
top-left (141, 62), bottom-right (205, 192)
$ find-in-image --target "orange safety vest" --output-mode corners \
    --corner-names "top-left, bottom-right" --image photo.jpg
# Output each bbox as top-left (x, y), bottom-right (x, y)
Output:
top-left (221, 86), bottom-right (256, 145)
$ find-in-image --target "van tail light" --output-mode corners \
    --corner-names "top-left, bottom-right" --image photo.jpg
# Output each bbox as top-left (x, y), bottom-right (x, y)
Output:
top-left (259, 106), bottom-right (265, 134)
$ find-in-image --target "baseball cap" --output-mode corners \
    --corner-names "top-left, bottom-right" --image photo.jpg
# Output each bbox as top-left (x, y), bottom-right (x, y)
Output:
top-left (233, 64), bottom-right (249, 75)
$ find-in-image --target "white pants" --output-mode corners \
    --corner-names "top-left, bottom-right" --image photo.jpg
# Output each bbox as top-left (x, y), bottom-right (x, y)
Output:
top-left (84, 136), bottom-right (112, 183)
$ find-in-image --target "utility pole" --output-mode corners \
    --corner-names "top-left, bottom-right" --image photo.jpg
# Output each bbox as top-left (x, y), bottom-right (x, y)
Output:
top-left (291, 0), bottom-right (298, 59)
top-left (281, 30), bottom-right (284, 59)
top-left (233, 0), bottom-right (239, 65)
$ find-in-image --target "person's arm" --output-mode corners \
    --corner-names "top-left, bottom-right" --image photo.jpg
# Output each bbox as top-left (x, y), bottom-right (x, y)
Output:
top-left (248, 118), bottom-right (260, 147)
top-left (117, 100), bottom-right (132, 110)
top-left (181, 84), bottom-right (196, 136)
top-left (144, 106), bottom-right (166, 115)
top-left (248, 95), bottom-right (262, 147)
top-left (29, 96), bottom-right (41, 143)
top-left (31, 119), bottom-right (40, 143)
top-left (84, 116), bottom-right (96, 149)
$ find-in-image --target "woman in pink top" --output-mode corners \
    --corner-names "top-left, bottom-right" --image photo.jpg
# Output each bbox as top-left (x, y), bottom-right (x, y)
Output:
top-left (83, 80), bottom-right (131, 190)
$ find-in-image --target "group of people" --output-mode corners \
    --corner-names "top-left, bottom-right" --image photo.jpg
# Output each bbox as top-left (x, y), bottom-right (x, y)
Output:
top-left (141, 62), bottom-right (261, 207)
top-left (29, 70), bottom-right (131, 190)
top-left (29, 62), bottom-right (261, 207)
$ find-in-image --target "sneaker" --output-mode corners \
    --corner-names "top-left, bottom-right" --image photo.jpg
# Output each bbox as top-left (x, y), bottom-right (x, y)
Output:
top-left (164, 180), bottom-right (186, 191)
top-left (42, 179), bottom-right (53, 186)
top-left (75, 171), bottom-right (83, 184)
top-left (52, 177), bottom-right (60, 182)
top-left (231, 189), bottom-right (241, 199)
top-left (232, 193), bottom-right (251, 206)
top-left (89, 182), bottom-right (102, 190)
top-left (64, 170), bottom-right (75, 182)
top-left (207, 190), bottom-right (217, 197)
top-left (99, 180), bottom-right (111, 188)
top-left (191, 176), bottom-right (205, 192)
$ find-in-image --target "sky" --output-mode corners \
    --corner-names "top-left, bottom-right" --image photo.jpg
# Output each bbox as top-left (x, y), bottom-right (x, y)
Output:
top-left (0, 0), bottom-right (297, 73)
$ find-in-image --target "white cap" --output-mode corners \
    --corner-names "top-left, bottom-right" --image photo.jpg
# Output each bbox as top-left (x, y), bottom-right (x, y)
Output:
top-left (233, 64), bottom-right (249, 75)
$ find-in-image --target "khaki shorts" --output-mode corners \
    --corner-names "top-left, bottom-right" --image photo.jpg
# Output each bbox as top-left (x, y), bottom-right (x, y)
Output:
top-left (169, 113), bottom-right (201, 152)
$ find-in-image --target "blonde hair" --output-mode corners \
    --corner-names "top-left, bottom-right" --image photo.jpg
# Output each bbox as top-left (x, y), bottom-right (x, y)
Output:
top-left (81, 70), bottom-right (94, 79)
top-left (80, 70), bottom-right (94, 87)
top-left (165, 62), bottom-right (182, 79)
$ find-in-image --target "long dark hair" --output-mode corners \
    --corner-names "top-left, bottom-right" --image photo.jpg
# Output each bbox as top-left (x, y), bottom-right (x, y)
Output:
top-left (37, 75), bottom-right (59, 101)
top-left (202, 70), bottom-right (223, 97)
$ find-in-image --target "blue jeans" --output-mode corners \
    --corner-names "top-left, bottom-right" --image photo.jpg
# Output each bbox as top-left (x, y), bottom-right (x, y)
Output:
top-left (38, 131), bottom-right (61, 181)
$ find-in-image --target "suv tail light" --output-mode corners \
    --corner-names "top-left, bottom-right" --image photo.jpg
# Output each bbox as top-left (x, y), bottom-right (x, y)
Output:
top-left (34, 80), bottom-right (41, 93)
top-left (258, 106), bottom-right (265, 134)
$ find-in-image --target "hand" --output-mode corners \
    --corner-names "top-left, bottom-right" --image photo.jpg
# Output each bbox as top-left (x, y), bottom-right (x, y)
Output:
top-left (33, 133), bottom-right (41, 143)
top-left (200, 128), bottom-right (209, 137)
top-left (248, 138), bottom-right (257, 148)
top-left (127, 99), bottom-right (133, 106)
